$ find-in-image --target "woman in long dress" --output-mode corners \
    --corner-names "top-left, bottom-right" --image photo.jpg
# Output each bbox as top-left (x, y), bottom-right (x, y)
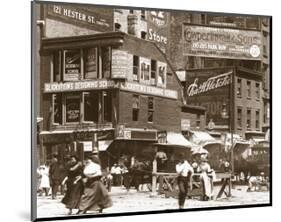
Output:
top-left (78, 155), bottom-right (113, 214)
top-left (61, 155), bottom-right (84, 215)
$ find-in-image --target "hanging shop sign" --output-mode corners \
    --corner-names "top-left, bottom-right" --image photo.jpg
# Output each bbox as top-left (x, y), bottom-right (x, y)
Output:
top-left (147, 11), bottom-right (169, 53)
top-left (182, 24), bottom-right (262, 60)
top-left (111, 50), bottom-right (128, 79)
top-left (185, 68), bottom-right (233, 126)
top-left (44, 80), bottom-right (116, 93)
top-left (47, 4), bottom-right (113, 32)
top-left (119, 82), bottom-right (178, 99)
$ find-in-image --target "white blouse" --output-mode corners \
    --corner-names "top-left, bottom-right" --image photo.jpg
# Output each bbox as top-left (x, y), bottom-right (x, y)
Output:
top-left (83, 162), bottom-right (102, 178)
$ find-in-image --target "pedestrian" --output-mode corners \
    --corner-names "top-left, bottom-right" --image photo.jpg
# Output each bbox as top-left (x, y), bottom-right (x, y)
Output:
top-left (176, 153), bottom-right (193, 209)
top-left (198, 155), bottom-right (216, 201)
top-left (49, 154), bottom-right (61, 199)
top-left (37, 164), bottom-right (50, 196)
top-left (61, 155), bottom-right (84, 215)
top-left (110, 163), bottom-right (117, 186)
top-left (78, 154), bottom-right (112, 214)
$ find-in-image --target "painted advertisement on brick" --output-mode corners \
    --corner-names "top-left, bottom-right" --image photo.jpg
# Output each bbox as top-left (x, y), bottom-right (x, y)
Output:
top-left (147, 10), bottom-right (169, 53)
top-left (182, 24), bottom-right (262, 60)
top-left (185, 68), bottom-right (233, 127)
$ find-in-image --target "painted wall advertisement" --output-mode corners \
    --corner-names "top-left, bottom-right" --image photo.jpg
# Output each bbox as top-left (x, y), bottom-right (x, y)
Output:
top-left (147, 11), bottom-right (169, 53)
top-left (182, 24), bottom-right (262, 60)
top-left (47, 4), bottom-right (113, 32)
top-left (185, 68), bottom-right (233, 126)
top-left (111, 50), bottom-right (128, 79)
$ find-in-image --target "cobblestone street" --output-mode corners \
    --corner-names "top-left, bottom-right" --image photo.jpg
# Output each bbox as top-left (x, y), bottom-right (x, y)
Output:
top-left (37, 185), bottom-right (270, 219)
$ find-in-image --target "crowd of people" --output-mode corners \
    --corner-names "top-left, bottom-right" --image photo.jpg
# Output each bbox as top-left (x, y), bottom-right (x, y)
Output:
top-left (37, 149), bottom-right (268, 214)
top-left (37, 153), bottom-right (112, 215)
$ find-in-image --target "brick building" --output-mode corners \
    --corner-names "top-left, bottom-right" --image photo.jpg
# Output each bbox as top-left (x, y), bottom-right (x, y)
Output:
top-left (35, 3), bottom-right (184, 166)
top-left (166, 12), bottom-right (271, 139)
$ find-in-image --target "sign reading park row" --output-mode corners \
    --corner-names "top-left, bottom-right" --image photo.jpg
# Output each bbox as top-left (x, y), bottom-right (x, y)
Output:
top-left (182, 24), bottom-right (262, 60)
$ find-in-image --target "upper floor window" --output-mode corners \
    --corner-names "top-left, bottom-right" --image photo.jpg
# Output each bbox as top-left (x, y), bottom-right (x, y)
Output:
top-left (237, 78), bottom-right (242, 97)
top-left (140, 58), bottom-right (151, 83)
top-left (148, 97), bottom-right (154, 123)
top-left (132, 95), bottom-right (140, 121)
top-left (133, 55), bottom-right (139, 81)
top-left (64, 49), bottom-right (82, 81)
top-left (256, 110), bottom-right (260, 129)
top-left (129, 10), bottom-right (134, 14)
top-left (237, 107), bottom-right (242, 129)
top-left (247, 109), bottom-right (251, 129)
top-left (65, 94), bottom-right (81, 123)
top-left (53, 94), bottom-right (62, 125)
top-left (151, 60), bottom-right (157, 85)
top-left (84, 48), bottom-right (98, 79)
top-left (141, 31), bottom-right (147, 39)
top-left (247, 80), bottom-right (251, 98)
top-left (52, 47), bottom-right (112, 82)
top-left (256, 82), bottom-right (260, 100)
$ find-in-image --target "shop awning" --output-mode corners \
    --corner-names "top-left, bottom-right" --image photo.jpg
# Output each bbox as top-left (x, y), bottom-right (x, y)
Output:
top-left (98, 140), bottom-right (113, 152)
top-left (190, 131), bottom-right (222, 147)
top-left (156, 132), bottom-right (199, 148)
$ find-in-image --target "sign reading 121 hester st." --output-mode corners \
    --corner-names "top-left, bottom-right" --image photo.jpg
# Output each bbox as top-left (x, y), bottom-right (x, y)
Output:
top-left (182, 24), bottom-right (262, 60)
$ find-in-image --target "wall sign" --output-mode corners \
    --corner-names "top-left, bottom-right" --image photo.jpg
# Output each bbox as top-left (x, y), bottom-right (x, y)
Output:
top-left (185, 68), bottom-right (233, 126)
top-left (44, 80), bottom-right (116, 93)
top-left (47, 4), bottom-right (113, 32)
top-left (182, 24), bottom-right (262, 60)
top-left (120, 82), bottom-right (178, 99)
top-left (147, 11), bottom-right (169, 53)
top-left (111, 50), bottom-right (128, 79)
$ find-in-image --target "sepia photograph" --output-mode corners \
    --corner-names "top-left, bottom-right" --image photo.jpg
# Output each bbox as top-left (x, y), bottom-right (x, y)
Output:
top-left (31, 0), bottom-right (271, 220)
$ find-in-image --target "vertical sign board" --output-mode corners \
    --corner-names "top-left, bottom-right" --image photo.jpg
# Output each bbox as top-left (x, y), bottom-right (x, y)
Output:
top-left (147, 11), bottom-right (169, 53)
top-left (47, 4), bottom-right (113, 32)
top-left (185, 68), bottom-right (233, 126)
top-left (182, 24), bottom-right (262, 60)
top-left (111, 50), bottom-right (128, 79)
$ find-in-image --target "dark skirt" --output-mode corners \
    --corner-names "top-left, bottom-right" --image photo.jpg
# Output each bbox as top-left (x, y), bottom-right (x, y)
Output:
top-left (62, 180), bottom-right (84, 209)
top-left (79, 177), bottom-right (113, 212)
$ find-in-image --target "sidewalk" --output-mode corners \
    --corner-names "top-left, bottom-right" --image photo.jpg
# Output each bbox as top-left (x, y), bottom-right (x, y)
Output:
top-left (37, 185), bottom-right (270, 219)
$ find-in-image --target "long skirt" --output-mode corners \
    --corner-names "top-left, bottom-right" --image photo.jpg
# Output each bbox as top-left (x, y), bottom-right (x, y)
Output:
top-left (79, 178), bottom-right (113, 212)
top-left (62, 180), bottom-right (83, 209)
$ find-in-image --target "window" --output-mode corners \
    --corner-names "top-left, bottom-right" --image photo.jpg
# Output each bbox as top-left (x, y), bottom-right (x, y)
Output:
top-left (141, 31), bottom-right (147, 39)
top-left (129, 10), bottom-right (134, 14)
top-left (63, 49), bottom-right (82, 81)
top-left (114, 22), bottom-right (121, 31)
top-left (65, 95), bottom-right (81, 123)
top-left (103, 91), bottom-right (112, 122)
top-left (151, 60), bottom-right (157, 85)
top-left (196, 114), bottom-right (201, 128)
top-left (141, 10), bottom-right (146, 19)
top-left (53, 51), bottom-right (62, 82)
top-left (256, 82), bottom-right (260, 100)
top-left (237, 78), bottom-right (242, 97)
top-left (84, 48), bottom-right (98, 79)
top-left (133, 56), bottom-right (139, 81)
top-left (83, 92), bottom-right (99, 123)
top-left (148, 97), bottom-right (154, 122)
top-left (157, 62), bottom-right (167, 87)
top-left (100, 47), bottom-right (111, 78)
top-left (247, 109), bottom-right (251, 129)
top-left (237, 107), bottom-right (242, 129)
top-left (132, 95), bottom-right (140, 121)
top-left (256, 110), bottom-right (260, 129)
top-left (53, 94), bottom-right (62, 124)
top-left (201, 14), bottom-right (206, 24)
top-left (140, 58), bottom-right (150, 82)
top-left (247, 81), bottom-right (251, 98)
